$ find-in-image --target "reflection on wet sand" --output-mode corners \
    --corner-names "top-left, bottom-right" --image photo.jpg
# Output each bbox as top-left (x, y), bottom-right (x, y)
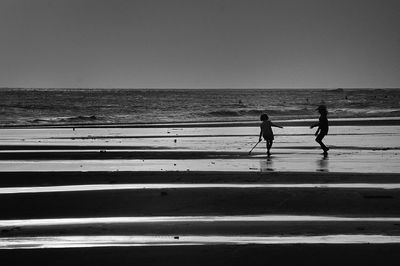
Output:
top-left (262, 155), bottom-right (329, 173)
top-left (0, 154), bottom-right (399, 173)
top-left (317, 156), bottom-right (329, 172)
top-left (259, 157), bottom-right (274, 172)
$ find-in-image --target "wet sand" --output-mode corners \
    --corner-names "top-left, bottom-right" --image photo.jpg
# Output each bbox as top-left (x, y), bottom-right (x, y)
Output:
top-left (1, 244), bottom-right (400, 266)
top-left (0, 120), bottom-right (399, 173)
top-left (0, 171), bottom-right (399, 219)
top-left (0, 118), bottom-right (399, 264)
top-left (0, 172), bottom-right (400, 264)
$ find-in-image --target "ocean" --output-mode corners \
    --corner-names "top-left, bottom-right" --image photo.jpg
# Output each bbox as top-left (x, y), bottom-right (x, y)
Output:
top-left (0, 88), bottom-right (399, 126)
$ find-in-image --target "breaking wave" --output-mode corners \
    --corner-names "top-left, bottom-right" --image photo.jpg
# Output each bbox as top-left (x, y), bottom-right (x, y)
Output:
top-left (30, 115), bottom-right (99, 124)
top-left (202, 108), bottom-right (313, 117)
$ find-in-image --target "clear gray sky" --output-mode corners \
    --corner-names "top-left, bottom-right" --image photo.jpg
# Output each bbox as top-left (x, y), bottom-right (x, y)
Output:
top-left (0, 0), bottom-right (399, 88)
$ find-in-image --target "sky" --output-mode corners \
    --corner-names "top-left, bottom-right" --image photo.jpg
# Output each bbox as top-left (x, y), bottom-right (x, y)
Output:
top-left (0, 0), bottom-right (399, 88)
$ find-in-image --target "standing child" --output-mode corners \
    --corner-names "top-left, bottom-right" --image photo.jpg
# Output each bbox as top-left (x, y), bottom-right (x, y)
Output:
top-left (259, 113), bottom-right (283, 156)
top-left (310, 105), bottom-right (329, 155)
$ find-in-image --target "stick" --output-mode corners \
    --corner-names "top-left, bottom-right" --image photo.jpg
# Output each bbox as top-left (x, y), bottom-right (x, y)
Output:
top-left (248, 140), bottom-right (261, 155)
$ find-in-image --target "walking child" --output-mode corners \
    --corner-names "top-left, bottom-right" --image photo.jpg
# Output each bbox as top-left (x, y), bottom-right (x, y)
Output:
top-left (310, 105), bottom-right (329, 155)
top-left (259, 113), bottom-right (283, 156)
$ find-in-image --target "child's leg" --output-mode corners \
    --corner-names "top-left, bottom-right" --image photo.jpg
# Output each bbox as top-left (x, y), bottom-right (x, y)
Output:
top-left (316, 134), bottom-right (328, 152)
top-left (267, 140), bottom-right (273, 154)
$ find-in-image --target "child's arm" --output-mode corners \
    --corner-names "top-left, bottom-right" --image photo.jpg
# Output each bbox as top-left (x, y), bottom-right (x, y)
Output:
top-left (259, 128), bottom-right (263, 142)
top-left (271, 123), bottom-right (283, 129)
top-left (310, 122), bottom-right (319, 129)
top-left (310, 122), bottom-right (320, 135)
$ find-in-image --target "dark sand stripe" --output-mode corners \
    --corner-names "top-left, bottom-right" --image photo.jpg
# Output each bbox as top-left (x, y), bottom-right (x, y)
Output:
top-left (0, 144), bottom-right (398, 151)
top-left (1, 187), bottom-right (400, 219)
top-left (0, 171), bottom-right (398, 187)
top-left (0, 145), bottom-right (175, 150)
top-left (0, 148), bottom-right (399, 160)
top-left (1, 244), bottom-right (400, 265)
top-left (0, 151), bottom-right (247, 160)
top-left (2, 216), bottom-right (400, 237)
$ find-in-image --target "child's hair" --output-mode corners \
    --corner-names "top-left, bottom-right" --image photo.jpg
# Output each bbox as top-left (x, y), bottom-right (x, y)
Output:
top-left (260, 113), bottom-right (269, 121)
top-left (316, 105), bottom-right (328, 115)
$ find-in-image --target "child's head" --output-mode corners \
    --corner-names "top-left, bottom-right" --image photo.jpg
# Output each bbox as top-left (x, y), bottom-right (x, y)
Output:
top-left (260, 113), bottom-right (269, 121)
top-left (316, 105), bottom-right (328, 115)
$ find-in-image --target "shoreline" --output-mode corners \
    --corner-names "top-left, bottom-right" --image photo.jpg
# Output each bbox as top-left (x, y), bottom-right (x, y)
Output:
top-left (2, 116), bottom-right (400, 128)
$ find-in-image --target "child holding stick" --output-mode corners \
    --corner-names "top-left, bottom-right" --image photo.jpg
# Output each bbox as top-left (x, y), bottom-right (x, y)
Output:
top-left (259, 113), bottom-right (283, 156)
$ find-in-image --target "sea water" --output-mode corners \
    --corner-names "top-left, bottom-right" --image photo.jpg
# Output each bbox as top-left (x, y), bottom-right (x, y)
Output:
top-left (1, 88), bottom-right (399, 126)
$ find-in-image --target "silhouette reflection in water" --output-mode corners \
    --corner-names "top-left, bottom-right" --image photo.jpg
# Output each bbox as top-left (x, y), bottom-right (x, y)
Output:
top-left (316, 156), bottom-right (329, 172)
top-left (260, 157), bottom-right (274, 172)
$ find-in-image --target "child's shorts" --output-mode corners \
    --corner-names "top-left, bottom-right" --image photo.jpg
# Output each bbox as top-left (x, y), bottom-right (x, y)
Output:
top-left (263, 135), bottom-right (274, 141)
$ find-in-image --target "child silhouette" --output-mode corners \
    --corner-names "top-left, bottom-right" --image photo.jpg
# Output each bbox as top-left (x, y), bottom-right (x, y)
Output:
top-left (259, 113), bottom-right (283, 156)
top-left (310, 105), bottom-right (329, 156)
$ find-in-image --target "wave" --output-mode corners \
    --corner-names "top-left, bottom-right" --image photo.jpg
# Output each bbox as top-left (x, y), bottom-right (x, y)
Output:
top-left (330, 108), bottom-right (400, 116)
top-left (31, 115), bottom-right (99, 124)
top-left (202, 108), bottom-right (312, 117)
top-left (2, 89), bottom-right (400, 126)
top-left (60, 115), bottom-right (98, 122)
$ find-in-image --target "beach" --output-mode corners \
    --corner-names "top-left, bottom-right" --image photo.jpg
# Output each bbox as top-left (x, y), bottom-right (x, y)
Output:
top-left (0, 117), bottom-right (399, 264)
top-left (1, 0), bottom-right (399, 260)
